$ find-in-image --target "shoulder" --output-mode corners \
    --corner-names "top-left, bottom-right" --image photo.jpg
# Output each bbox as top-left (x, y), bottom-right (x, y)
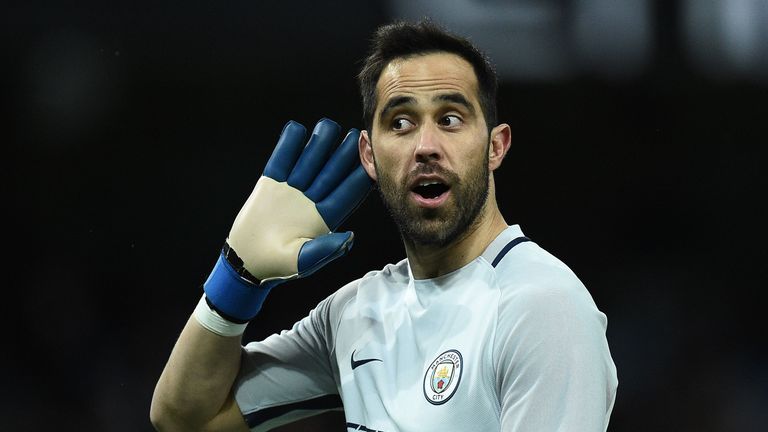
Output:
top-left (481, 225), bottom-right (584, 295)
top-left (493, 238), bottom-right (591, 299)
top-left (491, 239), bottom-right (606, 330)
top-left (489, 237), bottom-right (612, 372)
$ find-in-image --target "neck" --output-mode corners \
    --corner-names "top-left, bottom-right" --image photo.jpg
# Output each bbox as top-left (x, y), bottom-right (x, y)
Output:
top-left (404, 198), bottom-right (508, 279)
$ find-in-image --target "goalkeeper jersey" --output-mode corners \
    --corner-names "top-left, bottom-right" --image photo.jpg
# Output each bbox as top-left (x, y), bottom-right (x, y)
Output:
top-left (234, 225), bottom-right (618, 431)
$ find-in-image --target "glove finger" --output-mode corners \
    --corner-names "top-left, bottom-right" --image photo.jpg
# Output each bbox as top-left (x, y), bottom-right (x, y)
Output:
top-left (317, 165), bottom-right (373, 230)
top-left (297, 231), bottom-right (354, 278)
top-left (287, 118), bottom-right (341, 192)
top-left (305, 128), bottom-right (361, 202)
top-left (263, 121), bottom-right (307, 182)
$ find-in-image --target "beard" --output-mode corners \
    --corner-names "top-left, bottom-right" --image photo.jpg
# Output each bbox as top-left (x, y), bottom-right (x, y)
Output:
top-left (374, 148), bottom-right (490, 248)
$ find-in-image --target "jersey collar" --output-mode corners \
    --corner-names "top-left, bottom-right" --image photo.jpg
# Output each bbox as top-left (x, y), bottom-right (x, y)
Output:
top-left (480, 224), bottom-right (525, 265)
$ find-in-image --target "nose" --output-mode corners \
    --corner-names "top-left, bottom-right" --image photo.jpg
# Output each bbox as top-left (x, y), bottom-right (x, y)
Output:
top-left (414, 124), bottom-right (444, 164)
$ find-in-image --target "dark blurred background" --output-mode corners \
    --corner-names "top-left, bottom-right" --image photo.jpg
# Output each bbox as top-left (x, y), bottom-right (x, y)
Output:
top-left (3, 0), bottom-right (767, 431)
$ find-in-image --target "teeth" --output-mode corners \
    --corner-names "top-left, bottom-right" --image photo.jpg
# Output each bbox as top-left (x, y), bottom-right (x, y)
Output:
top-left (418, 181), bottom-right (441, 186)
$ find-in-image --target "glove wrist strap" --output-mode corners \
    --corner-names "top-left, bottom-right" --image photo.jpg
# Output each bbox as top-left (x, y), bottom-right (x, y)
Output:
top-left (202, 244), bottom-right (273, 323)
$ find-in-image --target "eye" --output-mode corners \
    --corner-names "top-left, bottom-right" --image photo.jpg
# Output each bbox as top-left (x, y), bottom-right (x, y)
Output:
top-left (393, 118), bottom-right (415, 131)
top-left (438, 115), bottom-right (462, 128)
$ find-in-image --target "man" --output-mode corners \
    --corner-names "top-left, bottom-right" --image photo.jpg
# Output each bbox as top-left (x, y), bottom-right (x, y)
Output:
top-left (151, 21), bottom-right (617, 432)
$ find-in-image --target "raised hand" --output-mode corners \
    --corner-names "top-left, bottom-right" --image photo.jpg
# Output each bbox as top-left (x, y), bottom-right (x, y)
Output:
top-left (204, 118), bottom-right (372, 322)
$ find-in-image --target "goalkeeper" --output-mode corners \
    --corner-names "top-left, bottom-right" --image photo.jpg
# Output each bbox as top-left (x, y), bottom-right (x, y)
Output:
top-left (151, 20), bottom-right (617, 432)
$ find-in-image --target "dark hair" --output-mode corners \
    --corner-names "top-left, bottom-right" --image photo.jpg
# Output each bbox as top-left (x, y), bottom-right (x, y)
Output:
top-left (358, 20), bottom-right (498, 134)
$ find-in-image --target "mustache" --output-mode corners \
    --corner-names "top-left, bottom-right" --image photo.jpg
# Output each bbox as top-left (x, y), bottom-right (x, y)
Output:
top-left (404, 163), bottom-right (459, 185)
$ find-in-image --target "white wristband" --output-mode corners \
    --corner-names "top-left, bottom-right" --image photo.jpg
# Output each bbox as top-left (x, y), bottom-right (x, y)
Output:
top-left (193, 295), bottom-right (249, 337)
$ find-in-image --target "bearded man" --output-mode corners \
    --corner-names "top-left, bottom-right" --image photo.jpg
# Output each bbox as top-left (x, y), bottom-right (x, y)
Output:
top-left (151, 20), bottom-right (617, 432)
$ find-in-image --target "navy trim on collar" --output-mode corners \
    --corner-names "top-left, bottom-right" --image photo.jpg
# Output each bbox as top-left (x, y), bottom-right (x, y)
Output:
top-left (491, 236), bottom-right (531, 267)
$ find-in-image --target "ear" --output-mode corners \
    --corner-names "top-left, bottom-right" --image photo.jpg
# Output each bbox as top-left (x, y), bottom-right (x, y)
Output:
top-left (359, 130), bottom-right (378, 181)
top-left (488, 123), bottom-right (511, 171)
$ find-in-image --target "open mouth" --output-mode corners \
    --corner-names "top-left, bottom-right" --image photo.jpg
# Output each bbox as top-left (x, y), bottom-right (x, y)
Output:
top-left (412, 181), bottom-right (450, 200)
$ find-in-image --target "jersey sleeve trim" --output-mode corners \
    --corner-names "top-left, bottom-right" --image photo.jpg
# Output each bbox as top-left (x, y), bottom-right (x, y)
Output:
top-left (243, 394), bottom-right (343, 428)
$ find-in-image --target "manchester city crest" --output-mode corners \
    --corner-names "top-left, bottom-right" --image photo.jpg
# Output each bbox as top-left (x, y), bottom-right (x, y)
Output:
top-left (423, 349), bottom-right (463, 405)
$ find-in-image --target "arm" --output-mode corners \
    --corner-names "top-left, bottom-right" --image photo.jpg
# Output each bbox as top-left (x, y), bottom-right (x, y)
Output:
top-left (150, 316), bottom-right (246, 432)
top-left (150, 119), bottom-right (371, 431)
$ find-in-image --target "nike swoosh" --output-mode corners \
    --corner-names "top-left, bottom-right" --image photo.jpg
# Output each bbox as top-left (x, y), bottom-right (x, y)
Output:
top-left (350, 349), bottom-right (382, 370)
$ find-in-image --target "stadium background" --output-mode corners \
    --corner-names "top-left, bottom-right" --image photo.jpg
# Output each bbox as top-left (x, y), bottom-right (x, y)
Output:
top-left (3, 1), bottom-right (766, 430)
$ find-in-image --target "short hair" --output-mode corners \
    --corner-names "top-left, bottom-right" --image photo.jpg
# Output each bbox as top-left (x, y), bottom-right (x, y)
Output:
top-left (358, 20), bottom-right (498, 134)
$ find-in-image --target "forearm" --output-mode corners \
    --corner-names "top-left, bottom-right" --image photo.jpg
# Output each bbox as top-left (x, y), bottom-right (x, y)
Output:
top-left (151, 314), bottom-right (243, 431)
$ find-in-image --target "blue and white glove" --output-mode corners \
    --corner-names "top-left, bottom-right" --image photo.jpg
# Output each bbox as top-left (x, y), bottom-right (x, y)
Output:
top-left (200, 118), bottom-right (372, 327)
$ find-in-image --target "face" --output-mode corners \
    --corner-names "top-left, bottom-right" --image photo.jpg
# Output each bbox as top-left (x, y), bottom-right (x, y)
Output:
top-left (360, 52), bottom-right (497, 247)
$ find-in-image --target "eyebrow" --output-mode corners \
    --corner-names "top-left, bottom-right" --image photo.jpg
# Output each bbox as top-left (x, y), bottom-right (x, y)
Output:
top-left (434, 93), bottom-right (475, 115)
top-left (378, 92), bottom-right (476, 122)
top-left (379, 95), bottom-right (416, 120)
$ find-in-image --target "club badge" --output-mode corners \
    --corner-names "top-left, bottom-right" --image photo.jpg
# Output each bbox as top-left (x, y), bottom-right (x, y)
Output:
top-left (423, 349), bottom-right (463, 405)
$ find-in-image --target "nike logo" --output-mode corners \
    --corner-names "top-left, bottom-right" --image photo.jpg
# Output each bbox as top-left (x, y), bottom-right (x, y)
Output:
top-left (350, 349), bottom-right (382, 370)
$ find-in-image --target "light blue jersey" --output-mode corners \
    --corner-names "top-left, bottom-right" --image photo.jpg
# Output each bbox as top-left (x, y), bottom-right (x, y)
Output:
top-left (235, 225), bottom-right (617, 431)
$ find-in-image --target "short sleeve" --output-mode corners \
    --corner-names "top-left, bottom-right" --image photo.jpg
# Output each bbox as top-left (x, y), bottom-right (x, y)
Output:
top-left (233, 291), bottom-right (343, 431)
top-left (495, 271), bottom-right (618, 431)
